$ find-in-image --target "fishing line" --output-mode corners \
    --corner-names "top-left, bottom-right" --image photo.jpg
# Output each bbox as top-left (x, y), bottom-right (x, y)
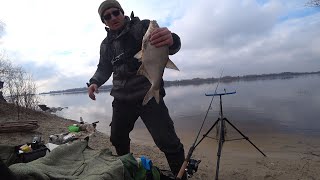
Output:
top-left (192, 68), bottom-right (224, 146)
top-left (177, 67), bottom-right (224, 179)
top-left (178, 68), bottom-right (268, 180)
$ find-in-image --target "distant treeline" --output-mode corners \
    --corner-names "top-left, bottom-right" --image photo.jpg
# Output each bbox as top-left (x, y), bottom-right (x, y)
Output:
top-left (40, 71), bottom-right (320, 95)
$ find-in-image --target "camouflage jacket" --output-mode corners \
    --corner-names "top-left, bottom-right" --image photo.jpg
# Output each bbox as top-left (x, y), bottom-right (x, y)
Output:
top-left (89, 14), bottom-right (181, 101)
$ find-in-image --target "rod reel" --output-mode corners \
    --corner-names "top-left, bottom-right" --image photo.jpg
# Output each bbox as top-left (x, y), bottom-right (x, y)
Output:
top-left (186, 159), bottom-right (201, 178)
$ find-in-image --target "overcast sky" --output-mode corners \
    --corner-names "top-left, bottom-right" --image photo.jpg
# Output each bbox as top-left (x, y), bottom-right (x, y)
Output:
top-left (0, 0), bottom-right (319, 92)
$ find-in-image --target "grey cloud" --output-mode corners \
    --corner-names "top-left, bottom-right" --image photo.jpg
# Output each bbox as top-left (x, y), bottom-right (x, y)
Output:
top-left (168, 0), bottom-right (320, 80)
top-left (172, 0), bottom-right (281, 50)
top-left (250, 15), bottom-right (320, 62)
top-left (40, 75), bottom-right (91, 93)
top-left (26, 63), bottom-right (59, 80)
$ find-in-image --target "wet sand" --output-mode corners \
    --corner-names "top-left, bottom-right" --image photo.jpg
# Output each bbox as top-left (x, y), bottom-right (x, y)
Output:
top-left (1, 102), bottom-right (320, 179)
top-left (130, 122), bottom-right (320, 180)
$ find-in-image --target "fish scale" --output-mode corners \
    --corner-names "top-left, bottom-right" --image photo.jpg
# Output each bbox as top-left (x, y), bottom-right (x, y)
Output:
top-left (134, 20), bottom-right (179, 105)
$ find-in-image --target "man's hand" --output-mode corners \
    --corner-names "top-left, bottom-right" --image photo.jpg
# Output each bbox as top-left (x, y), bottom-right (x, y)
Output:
top-left (150, 27), bottom-right (174, 48)
top-left (88, 84), bottom-right (99, 100)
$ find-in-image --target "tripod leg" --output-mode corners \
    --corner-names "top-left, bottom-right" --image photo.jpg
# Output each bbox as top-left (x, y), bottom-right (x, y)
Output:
top-left (224, 118), bottom-right (266, 157)
top-left (177, 118), bottom-right (221, 179)
top-left (215, 140), bottom-right (222, 180)
top-left (215, 118), bottom-right (225, 180)
top-left (195, 118), bottom-right (220, 148)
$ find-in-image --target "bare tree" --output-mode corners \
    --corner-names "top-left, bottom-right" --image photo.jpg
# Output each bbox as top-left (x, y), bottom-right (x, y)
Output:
top-left (306, 0), bottom-right (320, 7)
top-left (0, 54), bottom-right (39, 109)
top-left (1, 20), bottom-right (39, 109)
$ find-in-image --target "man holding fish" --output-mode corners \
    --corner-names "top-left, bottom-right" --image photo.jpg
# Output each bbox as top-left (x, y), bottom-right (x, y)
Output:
top-left (88, 0), bottom-right (186, 178)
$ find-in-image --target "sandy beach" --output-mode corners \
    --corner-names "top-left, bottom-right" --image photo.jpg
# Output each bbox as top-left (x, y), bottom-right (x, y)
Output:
top-left (1, 102), bottom-right (320, 180)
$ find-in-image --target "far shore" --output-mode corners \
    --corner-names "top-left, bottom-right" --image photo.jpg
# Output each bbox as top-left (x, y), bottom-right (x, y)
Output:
top-left (40, 71), bottom-right (320, 95)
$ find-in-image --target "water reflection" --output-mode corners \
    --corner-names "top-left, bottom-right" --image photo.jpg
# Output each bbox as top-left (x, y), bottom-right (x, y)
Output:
top-left (40, 92), bottom-right (114, 135)
top-left (40, 75), bottom-right (320, 140)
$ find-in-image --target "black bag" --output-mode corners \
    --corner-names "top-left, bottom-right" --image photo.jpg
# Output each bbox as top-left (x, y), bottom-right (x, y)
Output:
top-left (14, 143), bottom-right (49, 163)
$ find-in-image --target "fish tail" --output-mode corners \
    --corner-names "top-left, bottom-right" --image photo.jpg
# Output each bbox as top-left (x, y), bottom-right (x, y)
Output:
top-left (142, 88), bottom-right (160, 105)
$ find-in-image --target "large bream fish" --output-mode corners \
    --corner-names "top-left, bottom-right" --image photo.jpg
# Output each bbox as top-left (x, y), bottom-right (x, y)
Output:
top-left (134, 20), bottom-right (179, 105)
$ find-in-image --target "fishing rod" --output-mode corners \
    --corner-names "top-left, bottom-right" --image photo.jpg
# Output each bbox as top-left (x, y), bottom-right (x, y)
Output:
top-left (177, 69), bottom-right (224, 179)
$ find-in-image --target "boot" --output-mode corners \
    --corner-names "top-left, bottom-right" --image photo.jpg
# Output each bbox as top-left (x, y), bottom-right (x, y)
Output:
top-left (115, 147), bottom-right (129, 156)
top-left (114, 143), bottom-right (130, 156)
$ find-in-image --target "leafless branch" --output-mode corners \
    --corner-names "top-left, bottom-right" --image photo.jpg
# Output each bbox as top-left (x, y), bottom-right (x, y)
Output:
top-left (306, 0), bottom-right (320, 7)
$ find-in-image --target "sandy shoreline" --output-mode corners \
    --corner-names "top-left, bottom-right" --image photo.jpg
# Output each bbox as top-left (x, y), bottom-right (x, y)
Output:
top-left (1, 102), bottom-right (320, 180)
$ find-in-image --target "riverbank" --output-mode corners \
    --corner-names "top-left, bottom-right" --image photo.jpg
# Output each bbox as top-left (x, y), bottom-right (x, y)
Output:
top-left (1, 102), bottom-right (320, 179)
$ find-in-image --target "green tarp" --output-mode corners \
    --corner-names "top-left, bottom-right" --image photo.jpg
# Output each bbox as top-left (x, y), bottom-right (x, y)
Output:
top-left (8, 140), bottom-right (134, 180)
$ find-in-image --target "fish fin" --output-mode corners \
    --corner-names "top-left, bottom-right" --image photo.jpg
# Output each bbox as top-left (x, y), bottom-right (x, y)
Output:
top-left (142, 89), bottom-right (160, 105)
top-left (166, 59), bottom-right (179, 71)
top-left (137, 64), bottom-right (152, 81)
top-left (143, 39), bottom-right (148, 50)
top-left (134, 50), bottom-right (143, 61)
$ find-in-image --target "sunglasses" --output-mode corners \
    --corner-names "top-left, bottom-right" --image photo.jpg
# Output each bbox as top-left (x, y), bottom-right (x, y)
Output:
top-left (103, 9), bottom-right (121, 21)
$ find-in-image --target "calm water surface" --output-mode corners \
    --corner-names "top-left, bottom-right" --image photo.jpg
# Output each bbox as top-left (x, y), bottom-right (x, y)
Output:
top-left (40, 74), bottom-right (320, 145)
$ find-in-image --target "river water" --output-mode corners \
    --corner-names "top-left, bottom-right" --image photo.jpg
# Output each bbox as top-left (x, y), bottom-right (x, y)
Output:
top-left (40, 74), bottom-right (320, 146)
